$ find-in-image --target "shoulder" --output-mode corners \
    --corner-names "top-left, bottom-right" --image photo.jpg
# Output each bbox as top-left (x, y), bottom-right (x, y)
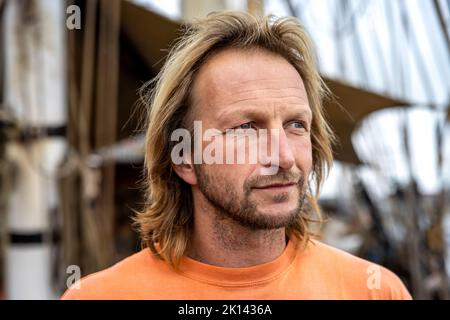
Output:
top-left (61, 248), bottom-right (168, 300)
top-left (303, 239), bottom-right (412, 300)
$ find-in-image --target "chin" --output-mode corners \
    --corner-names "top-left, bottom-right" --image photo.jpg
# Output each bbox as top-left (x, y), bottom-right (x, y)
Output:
top-left (257, 202), bottom-right (299, 216)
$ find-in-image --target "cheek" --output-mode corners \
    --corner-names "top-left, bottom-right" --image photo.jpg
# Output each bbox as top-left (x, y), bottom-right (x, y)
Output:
top-left (207, 162), bottom-right (255, 189)
top-left (292, 137), bottom-right (313, 172)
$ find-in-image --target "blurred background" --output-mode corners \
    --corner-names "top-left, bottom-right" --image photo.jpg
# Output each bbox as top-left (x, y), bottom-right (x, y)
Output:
top-left (0, 0), bottom-right (449, 299)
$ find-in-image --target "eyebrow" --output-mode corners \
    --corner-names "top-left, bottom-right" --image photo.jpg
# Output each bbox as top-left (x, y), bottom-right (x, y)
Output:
top-left (216, 106), bottom-right (313, 125)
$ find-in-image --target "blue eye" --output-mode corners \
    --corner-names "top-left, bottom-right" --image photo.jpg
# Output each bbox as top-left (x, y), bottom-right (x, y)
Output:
top-left (289, 121), bottom-right (305, 129)
top-left (237, 122), bottom-right (252, 130)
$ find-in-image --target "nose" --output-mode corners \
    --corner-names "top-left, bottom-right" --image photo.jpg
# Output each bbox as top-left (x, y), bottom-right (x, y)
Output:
top-left (261, 127), bottom-right (295, 174)
top-left (275, 128), bottom-right (295, 170)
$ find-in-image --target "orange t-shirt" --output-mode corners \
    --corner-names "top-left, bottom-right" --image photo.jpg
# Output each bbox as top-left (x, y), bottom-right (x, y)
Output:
top-left (62, 239), bottom-right (412, 300)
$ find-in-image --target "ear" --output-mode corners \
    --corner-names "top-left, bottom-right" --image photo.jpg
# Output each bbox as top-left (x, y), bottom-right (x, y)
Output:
top-left (172, 161), bottom-right (197, 186)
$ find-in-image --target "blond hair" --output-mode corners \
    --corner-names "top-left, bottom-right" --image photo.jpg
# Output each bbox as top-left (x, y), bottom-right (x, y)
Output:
top-left (135, 11), bottom-right (335, 269)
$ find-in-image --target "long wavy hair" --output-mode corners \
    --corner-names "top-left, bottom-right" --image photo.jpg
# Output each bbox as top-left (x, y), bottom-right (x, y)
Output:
top-left (134, 11), bottom-right (335, 269)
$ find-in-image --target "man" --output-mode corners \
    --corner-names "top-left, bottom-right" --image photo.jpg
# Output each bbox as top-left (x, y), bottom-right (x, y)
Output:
top-left (63, 11), bottom-right (412, 300)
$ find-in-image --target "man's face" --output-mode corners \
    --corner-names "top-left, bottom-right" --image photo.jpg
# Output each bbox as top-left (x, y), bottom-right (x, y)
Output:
top-left (189, 48), bottom-right (313, 230)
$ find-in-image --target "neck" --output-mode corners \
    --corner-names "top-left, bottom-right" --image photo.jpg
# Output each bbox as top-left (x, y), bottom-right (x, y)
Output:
top-left (187, 190), bottom-right (288, 268)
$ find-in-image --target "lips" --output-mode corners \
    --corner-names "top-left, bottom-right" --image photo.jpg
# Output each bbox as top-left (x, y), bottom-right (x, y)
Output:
top-left (254, 182), bottom-right (296, 189)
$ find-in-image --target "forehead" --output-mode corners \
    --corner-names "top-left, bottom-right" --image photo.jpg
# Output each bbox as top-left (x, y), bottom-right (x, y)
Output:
top-left (191, 48), bottom-right (309, 120)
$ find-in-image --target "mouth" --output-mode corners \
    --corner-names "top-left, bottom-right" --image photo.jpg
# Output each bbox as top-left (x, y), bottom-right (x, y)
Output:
top-left (253, 182), bottom-right (296, 192)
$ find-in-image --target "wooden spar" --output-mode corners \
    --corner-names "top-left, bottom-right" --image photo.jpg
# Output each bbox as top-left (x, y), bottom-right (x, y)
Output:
top-left (94, 0), bottom-right (121, 268)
